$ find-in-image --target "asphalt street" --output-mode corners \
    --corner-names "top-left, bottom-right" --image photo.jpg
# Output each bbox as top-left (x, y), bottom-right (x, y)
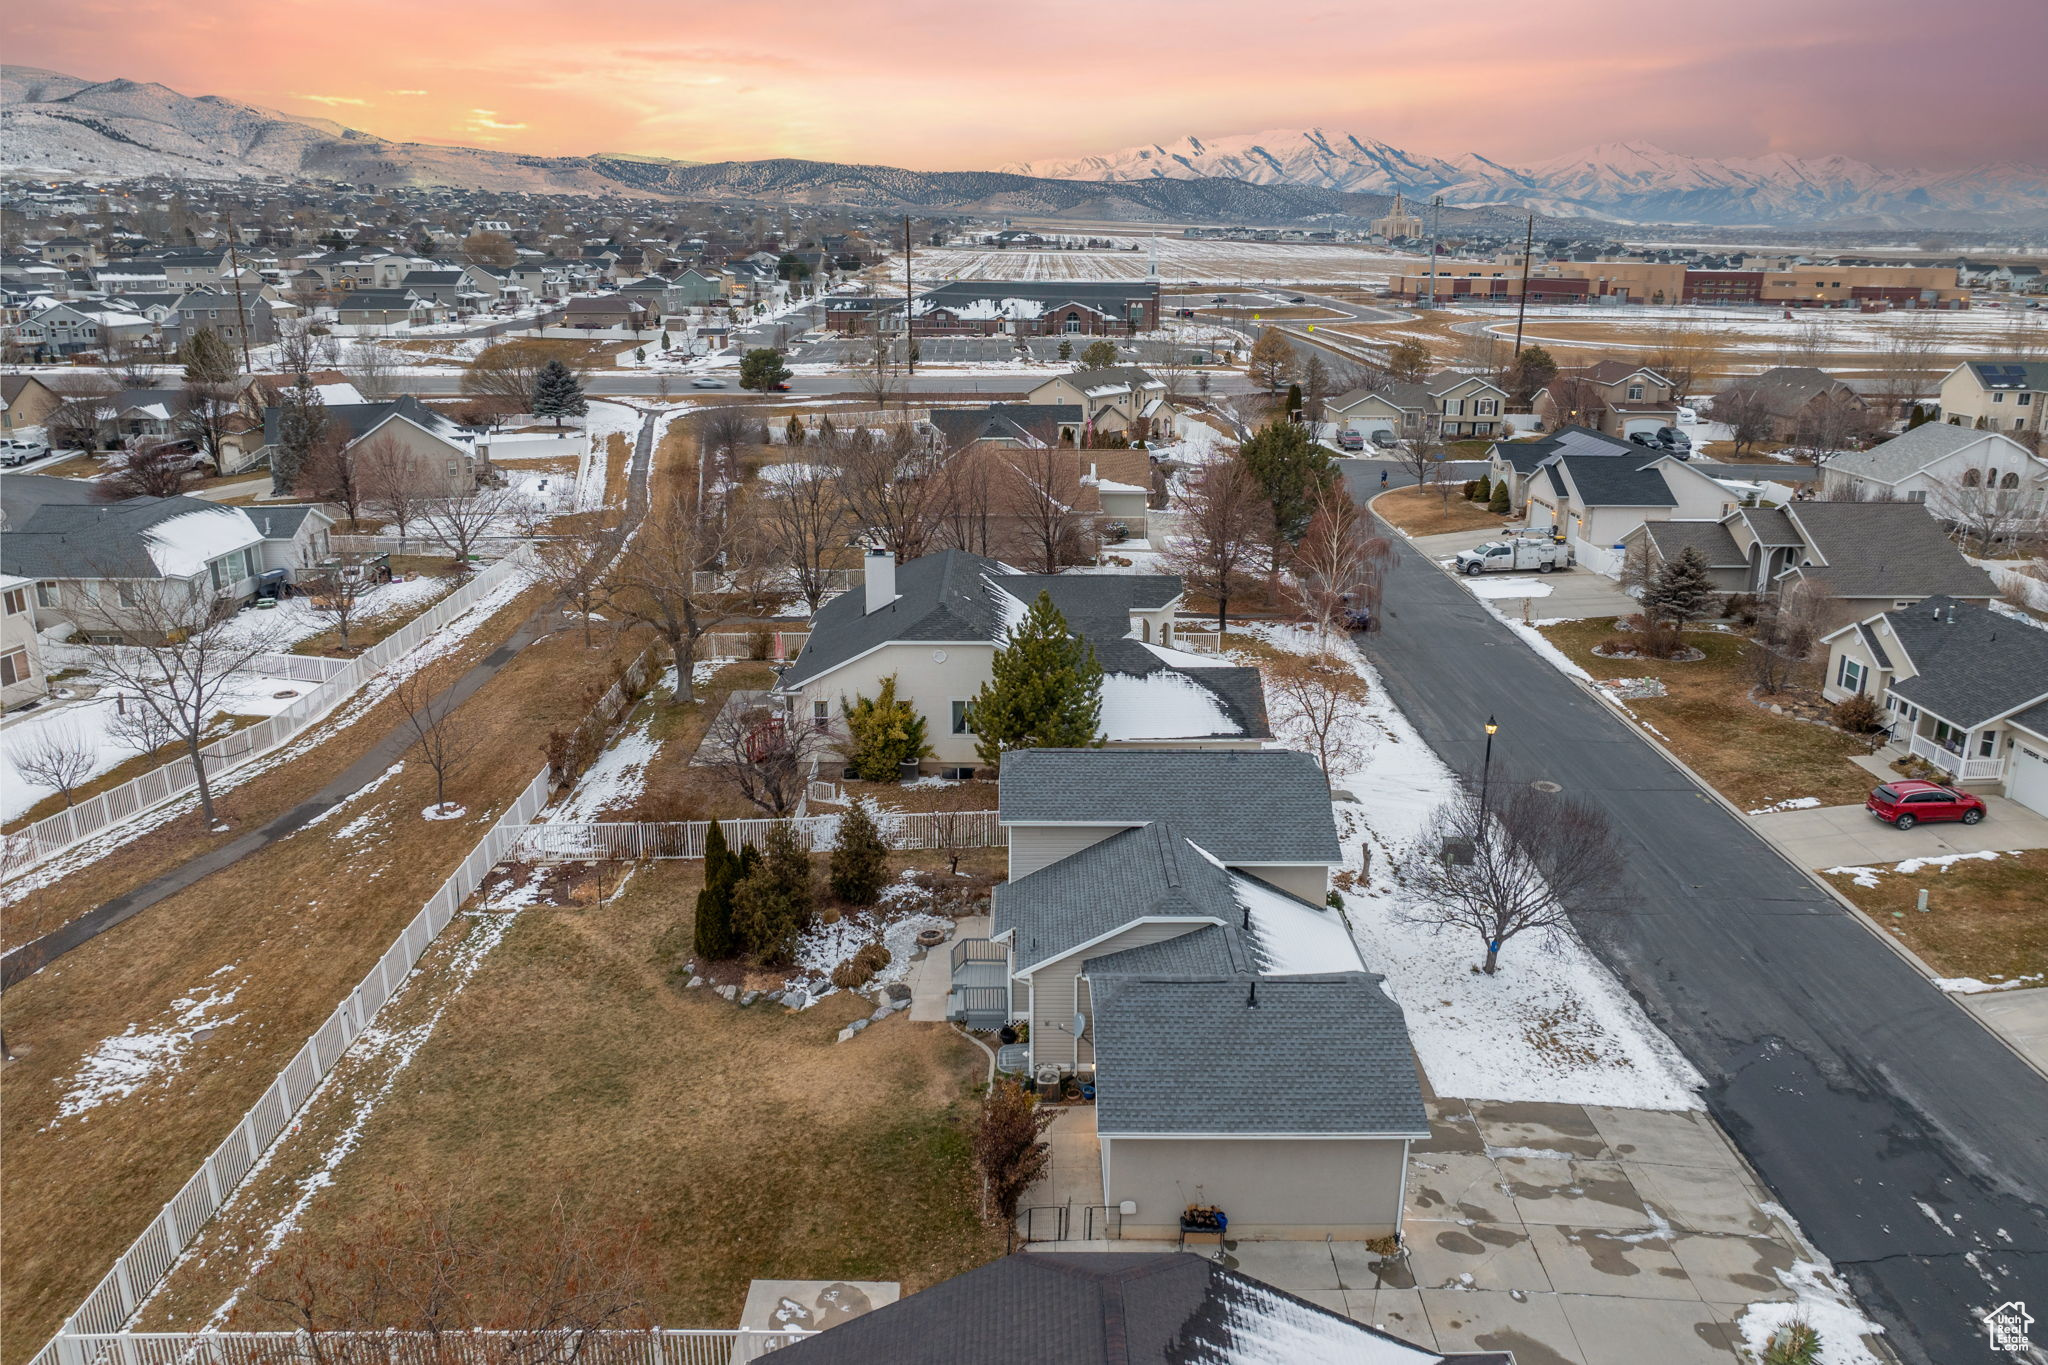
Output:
top-left (1352, 476), bottom-right (2048, 1364)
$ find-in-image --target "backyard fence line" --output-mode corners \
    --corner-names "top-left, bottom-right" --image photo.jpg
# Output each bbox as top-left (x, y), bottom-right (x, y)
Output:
top-left (3, 549), bottom-right (536, 881)
top-left (39, 644), bottom-right (352, 686)
top-left (325, 534), bottom-right (537, 557)
top-left (49, 1330), bottom-right (814, 1365)
top-left (511, 809), bottom-right (1005, 862)
top-left (695, 630), bottom-right (810, 663)
top-left (27, 765), bottom-right (558, 1365)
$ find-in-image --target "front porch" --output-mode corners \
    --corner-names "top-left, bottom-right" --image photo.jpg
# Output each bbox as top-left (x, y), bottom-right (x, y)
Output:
top-left (1882, 701), bottom-right (2006, 783)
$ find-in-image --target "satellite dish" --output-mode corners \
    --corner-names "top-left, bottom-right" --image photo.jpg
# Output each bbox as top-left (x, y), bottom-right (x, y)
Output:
top-left (1073, 1012), bottom-right (1088, 1039)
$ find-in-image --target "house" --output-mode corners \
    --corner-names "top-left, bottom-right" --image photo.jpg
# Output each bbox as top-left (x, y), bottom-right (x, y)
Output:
top-left (1715, 367), bottom-right (1869, 441)
top-left (257, 395), bottom-right (483, 493)
top-left (906, 280), bottom-right (1162, 337)
top-left (1326, 373), bottom-right (1507, 442)
top-left (560, 295), bottom-right (653, 332)
top-left (1485, 425), bottom-right (1634, 504)
top-left (334, 289), bottom-right (442, 329)
top-left (773, 550), bottom-right (1269, 774)
top-left (1820, 596), bottom-right (2048, 813)
top-left (2, 375), bottom-right (62, 435)
top-left (1937, 360), bottom-right (2047, 437)
top-left (11, 299), bottom-right (156, 357)
top-left (162, 288), bottom-right (280, 349)
top-left (0, 476), bottom-right (271, 639)
top-left (38, 237), bottom-right (100, 269)
top-left (1522, 450), bottom-right (1743, 573)
top-left (1025, 369), bottom-right (1182, 443)
top-left (948, 748), bottom-right (1427, 1244)
top-left (1, 573), bottom-right (48, 711)
top-left (240, 504), bottom-right (338, 574)
top-left (670, 267), bottom-right (731, 305)
top-left (1822, 424), bottom-right (2048, 511)
top-left (398, 270), bottom-right (485, 309)
top-left (769, 1252), bottom-right (1501, 1365)
top-left (1531, 360), bottom-right (1679, 438)
top-left (928, 403), bottom-right (1084, 451)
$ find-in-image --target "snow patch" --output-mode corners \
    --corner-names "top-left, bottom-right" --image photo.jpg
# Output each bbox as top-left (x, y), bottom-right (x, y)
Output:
top-left (1100, 670), bottom-right (1242, 740)
top-left (1736, 1260), bottom-right (1888, 1365)
top-left (52, 976), bottom-right (241, 1123)
top-left (1749, 796), bottom-right (1822, 815)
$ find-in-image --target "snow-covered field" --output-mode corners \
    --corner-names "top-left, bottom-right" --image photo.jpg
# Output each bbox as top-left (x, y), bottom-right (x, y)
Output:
top-left (1475, 302), bottom-right (2048, 359)
top-left (903, 239), bottom-right (1414, 286)
top-left (215, 574), bottom-right (455, 650)
top-left (1240, 623), bottom-right (1705, 1110)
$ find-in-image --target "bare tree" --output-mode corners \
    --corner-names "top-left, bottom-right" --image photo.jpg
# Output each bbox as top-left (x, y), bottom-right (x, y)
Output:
top-left (1161, 458), bottom-right (1271, 630)
top-left (1871, 313), bottom-right (1946, 422)
top-left (603, 487), bottom-right (761, 704)
top-left (1286, 483), bottom-right (1393, 642)
top-left (70, 589), bottom-right (279, 826)
top-left (1745, 580), bottom-right (1830, 694)
top-left (298, 426), bottom-right (367, 529)
top-left (273, 318), bottom-right (331, 380)
top-left (1263, 653), bottom-right (1371, 782)
top-left (1778, 314), bottom-right (1838, 370)
top-left (699, 697), bottom-right (835, 815)
top-left (1003, 444), bottom-right (1088, 574)
top-left (341, 339), bottom-right (401, 401)
top-left (417, 486), bottom-right (516, 568)
top-left (99, 441), bottom-right (200, 499)
top-left (754, 457), bottom-right (850, 613)
top-left (1402, 783), bottom-right (1622, 975)
top-left (535, 529), bottom-right (620, 649)
top-left (1790, 395), bottom-right (1879, 468)
top-left (1543, 376), bottom-right (1610, 432)
top-left (1706, 386), bottom-right (1776, 457)
top-left (103, 699), bottom-right (177, 758)
top-left (934, 449), bottom-right (999, 556)
top-left (359, 435), bottom-right (435, 545)
top-left (303, 561), bottom-right (374, 654)
top-left (1925, 470), bottom-right (2048, 554)
top-left (1392, 438), bottom-right (1451, 501)
top-left (47, 379), bottom-right (119, 452)
top-left (393, 671), bottom-right (473, 815)
top-left (852, 331), bottom-right (904, 409)
top-left (828, 426), bottom-right (946, 561)
top-left (8, 724), bottom-right (97, 808)
top-left (176, 381), bottom-right (242, 470)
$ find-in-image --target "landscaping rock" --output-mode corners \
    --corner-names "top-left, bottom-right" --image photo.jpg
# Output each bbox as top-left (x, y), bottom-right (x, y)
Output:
top-left (765, 989), bottom-right (785, 1004)
top-left (739, 990), bottom-right (762, 1007)
top-left (685, 976), bottom-right (704, 989)
top-left (714, 984), bottom-right (738, 1001)
top-left (835, 1025), bottom-right (856, 1043)
top-left (884, 982), bottom-right (913, 1004)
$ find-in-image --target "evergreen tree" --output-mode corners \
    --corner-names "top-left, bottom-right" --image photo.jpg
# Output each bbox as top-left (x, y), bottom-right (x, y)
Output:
top-left (1236, 420), bottom-right (1337, 542)
top-left (1285, 383), bottom-right (1304, 420)
top-left (784, 414), bottom-right (806, 447)
top-left (1905, 404), bottom-right (1932, 430)
top-left (816, 414), bottom-right (837, 442)
top-left (1642, 545), bottom-right (1717, 631)
top-left (1057, 339), bottom-right (1073, 362)
top-left (531, 359), bottom-right (587, 428)
top-left (828, 802), bottom-right (890, 906)
top-left (179, 327), bottom-right (238, 385)
top-left (1470, 475), bottom-right (1491, 503)
top-left (739, 347), bottom-right (793, 391)
top-left (272, 374), bottom-right (329, 496)
top-left (731, 823), bottom-right (815, 966)
top-left (692, 820), bottom-right (739, 960)
top-left (969, 592), bottom-right (1103, 768)
top-left (1077, 339), bottom-right (1120, 370)
top-left (1504, 346), bottom-right (1558, 406)
top-left (840, 676), bottom-right (932, 781)
top-left (1488, 481), bottom-right (1513, 515)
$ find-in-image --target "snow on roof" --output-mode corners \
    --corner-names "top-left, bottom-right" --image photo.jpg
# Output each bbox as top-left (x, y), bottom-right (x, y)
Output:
top-left (1101, 670), bottom-right (1242, 739)
top-left (1212, 1280), bottom-right (1439, 1365)
top-left (141, 507), bottom-right (263, 578)
top-left (913, 296), bottom-right (1048, 321)
top-left (985, 573), bottom-right (1030, 640)
top-left (1229, 862), bottom-right (1364, 975)
top-left (1094, 477), bottom-right (1148, 493)
top-left (1139, 640), bottom-right (1237, 669)
top-left (312, 382), bottom-right (365, 406)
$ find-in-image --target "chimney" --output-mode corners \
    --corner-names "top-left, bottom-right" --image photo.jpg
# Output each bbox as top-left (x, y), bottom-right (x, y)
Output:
top-left (864, 547), bottom-right (897, 615)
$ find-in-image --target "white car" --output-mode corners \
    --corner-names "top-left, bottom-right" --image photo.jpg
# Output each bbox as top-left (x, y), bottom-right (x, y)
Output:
top-left (1, 439), bottom-right (50, 467)
top-left (690, 376), bottom-right (728, 389)
top-left (1674, 405), bottom-right (1698, 423)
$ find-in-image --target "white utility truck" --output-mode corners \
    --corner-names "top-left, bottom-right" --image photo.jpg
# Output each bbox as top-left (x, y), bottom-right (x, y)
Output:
top-left (1455, 534), bottom-right (1574, 575)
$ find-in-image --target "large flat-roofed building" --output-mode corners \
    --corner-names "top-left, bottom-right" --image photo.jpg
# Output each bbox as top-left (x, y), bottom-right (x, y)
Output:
top-left (1391, 256), bottom-right (1967, 308)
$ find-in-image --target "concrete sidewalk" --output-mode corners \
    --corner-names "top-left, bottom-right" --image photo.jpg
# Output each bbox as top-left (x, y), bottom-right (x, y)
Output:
top-left (1745, 794), bottom-right (2048, 869)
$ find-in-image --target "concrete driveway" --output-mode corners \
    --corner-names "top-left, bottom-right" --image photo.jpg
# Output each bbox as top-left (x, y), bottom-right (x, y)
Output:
top-left (1407, 527), bottom-right (1638, 622)
top-left (1747, 794), bottom-right (2048, 870)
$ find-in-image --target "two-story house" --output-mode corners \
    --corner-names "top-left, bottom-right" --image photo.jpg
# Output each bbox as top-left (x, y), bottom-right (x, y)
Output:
top-left (1822, 424), bottom-right (2048, 517)
top-left (1, 573), bottom-right (48, 711)
top-left (255, 395), bottom-right (484, 494)
top-left (1326, 373), bottom-right (1508, 443)
top-left (773, 550), bottom-right (1269, 776)
top-left (1937, 360), bottom-right (2047, 437)
top-left (1531, 361), bottom-right (1680, 439)
top-left (1522, 450), bottom-right (1741, 573)
top-left (1024, 368), bottom-right (1182, 444)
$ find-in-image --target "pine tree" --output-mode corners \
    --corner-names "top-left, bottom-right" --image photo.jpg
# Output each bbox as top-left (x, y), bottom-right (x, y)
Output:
top-left (828, 802), bottom-right (890, 906)
top-left (739, 347), bottom-right (792, 391)
top-left (1488, 481), bottom-right (1512, 515)
top-left (1285, 383), bottom-right (1304, 421)
top-left (1470, 475), bottom-right (1491, 503)
top-left (1237, 420), bottom-right (1336, 542)
top-left (1504, 346), bottom-right (1558, 406)
top-left (731, 823), bottom-right (815, 966)
top-left (273, 374), bottom-right (329, 496)
top-left (1642, 545), bottom-right (1717, 631)
top-left (1057, 339), bottom-right (1073, 362)
top-left (1077, 339), bottom-right (1120, 370)
top-left (531, 359), bottom-right (587, 428)
top-left (816, 414), bottom-right (836, 442)
top-left (692, 820), bottom-right (739, 960)
top-left (840, 676), bottom-right (932, 781)
top-left (969, 592), bottom-right (1104, 768)
top-left (179, 328), bottom-right (238, 385)
top-left (785, 414), bottom-right (806, 447)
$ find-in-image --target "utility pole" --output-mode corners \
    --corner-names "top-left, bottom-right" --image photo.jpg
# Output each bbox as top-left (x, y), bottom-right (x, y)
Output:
top-left (902, 214), bottom-right (915, 378)
top-left (222, 212), bottom-right (255, 375)
top-left (1424, 195), bottom-right (1443, 309)
top-left (1512, 213), bottom-right (1536, 358)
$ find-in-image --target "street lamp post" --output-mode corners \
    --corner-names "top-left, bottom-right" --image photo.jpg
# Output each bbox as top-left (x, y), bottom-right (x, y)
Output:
top-left (1480, 715), bottom-right (1499, 819)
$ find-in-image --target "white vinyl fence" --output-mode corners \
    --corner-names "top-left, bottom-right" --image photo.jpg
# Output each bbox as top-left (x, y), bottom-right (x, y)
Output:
top-left (28, 767), bottom-right (557, 1365)
top-left (696, 630), bottom-right (810, 663)
top-left (511, 809), bottom-right (1004, 862)
top-left (49, 1330), bottom-right (812, 1365)
top-left (5, 550), bottom-right (535, 877)
top-left (40, 645), bottom-right (352, 686)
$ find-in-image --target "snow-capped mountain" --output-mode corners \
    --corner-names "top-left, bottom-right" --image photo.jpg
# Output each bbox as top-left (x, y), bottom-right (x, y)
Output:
top-left (1003, 130), bottom-right (2048, 229)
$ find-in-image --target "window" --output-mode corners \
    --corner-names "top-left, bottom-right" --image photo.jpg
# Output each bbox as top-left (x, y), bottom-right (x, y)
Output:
top-left (1837, 656), bottom-right (1866, 693)
top-left (1627, 384), bottom-right (1644, 400)
top-left (1964, 468), bottom-right (1982, 487)
top-left (2, 588), bottom-right (24, 615)
top-left (118, 583), bottom-right (139, 607)
top-left (950, 700), bottom-right (974, 735)
top-left (1978, 731), bottom-right (1997, 758)
top-left (0, 648), bottom-right (29, 686)
top-left (812, 699), bottom-right (829, 731)
top-left (2021, 393), bottom-right (2034, 406)
top-left (1444, 399), bottom-right (1464, 416)
top-left (1992, 392), bottom-right (2005, 403)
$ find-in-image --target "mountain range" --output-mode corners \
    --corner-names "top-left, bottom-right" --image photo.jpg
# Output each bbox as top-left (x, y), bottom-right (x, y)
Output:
top-left (1003, 128), bottom-right (2048, 230)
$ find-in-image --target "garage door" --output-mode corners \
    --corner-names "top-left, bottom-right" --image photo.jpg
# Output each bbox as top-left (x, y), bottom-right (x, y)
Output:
top-left (2008, 739), bottom-right (2048, 817)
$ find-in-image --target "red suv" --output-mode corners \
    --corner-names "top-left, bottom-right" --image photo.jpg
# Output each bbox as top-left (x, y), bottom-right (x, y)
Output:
top-left (1866, 781), bottom-right (1986, 830)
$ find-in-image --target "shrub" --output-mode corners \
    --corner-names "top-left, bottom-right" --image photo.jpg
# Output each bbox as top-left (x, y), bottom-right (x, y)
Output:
top-left (1472, 476), bottom-right (1491, 503)
top-left (1460, 479), bottom-right (1479, 501)
top-left (1637, 617), bottom-right (1688, 659)
top-left (1832, 692), bottom-right (1883, 734)
top-left (829, 802), bottom-right (891, 905)
top-left (830, 942), bottom-right (893, 990)
top-left (1724, 592), bottom-right (1762, 627)
top-left (973, 1079), bottom-right (1058, 1222)
top-left (1487, 482), bottom-right (1512, 514)
top-left (731, 824), bottom-right (815, 966)
top-left (1760, 1318), bottom-right (1821, 1365)
top-left (840, 676), bottom-right (932, 781)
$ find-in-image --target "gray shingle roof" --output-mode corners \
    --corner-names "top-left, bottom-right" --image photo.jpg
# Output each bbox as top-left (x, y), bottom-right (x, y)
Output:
top-left (2007, 698), bottom-right (2048, 739)
top-left (1964, 360), bottom-right (2048, 392)
top-left (1642, 519), bottom-right (1745, 568)
top-left (1826, 423), bottom-right (2027, 485)
top-left (998, 748), bottom-right (1341, 864)
top-left (927, 403), bottom-right (1080, 449)
top-left (1490, 424), bottom-right (1632, 472)
top-left (1737, 507), bottom-right (1801, 547)
top-left (770, 1252), bottom-right (1474, 1365)
top-left (1780, 502), bottom-right (1997, 601)
top-left (239, 504), bottom-right (325, 538)
top-left (1552, 454), bottom-right (1677, 508)
top-left (1091, 973), bottom-right (1427, 1137)
top-left (1879, 597), bottom-right (2048, 727)
top-left (0, 483), bottom-right (255, 580)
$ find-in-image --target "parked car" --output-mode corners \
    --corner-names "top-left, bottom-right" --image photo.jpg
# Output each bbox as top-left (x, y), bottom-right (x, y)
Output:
top-left (1674, 404), bottom-right (1699, 423)
top-left (1656, 427), bottom-right (1693, 456)
top-left (1, 439), bottom-right (49, 466)
top-left (1369, 430), bottom-right (1397, 449)
top-left (1288, 295), bottom-right (1307, 304)
top-left (1866, 780), bottom-right (1986, 830)
top-left (1628, 431), bottom-right (1659, 448)
top-left (689, 376), bottom-right (727, 389)
top-left (1336, 429), bottom-right (1365, 451)
top-left (1455, 536), bottom-right (1573, 575)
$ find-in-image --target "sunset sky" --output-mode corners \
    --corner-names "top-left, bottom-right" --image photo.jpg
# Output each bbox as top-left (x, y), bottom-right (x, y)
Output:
top-left (12, 0), bottom-right (2048, 171)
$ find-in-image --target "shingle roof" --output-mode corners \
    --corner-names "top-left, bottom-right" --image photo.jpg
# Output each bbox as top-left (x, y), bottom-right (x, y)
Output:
top-left (1551, 454), bottom-right (1677, 508)
top-left (1780, 502), bottom-right (1997, 601)
top-left (1826, 423), bottom-right (2029, 484)
top-left (1963, 360), bottom-right (2048, 392)
top-left (999, 748), bottom-right (1339, 862)
top-left (2007, 698), bottom-right (2048, 739)
top-left (1091, 973), bottom-right (1427, 1137)
top-left (1730, 366), bottom-right (1858, 418)
top-left (0, 484), bottom-right (259, 580)
top-left (1642, 519), bottom-right (1745, 568)
top-left (1737, 506), bottom-right (1802, 547)
top-left (769, 1253), bottom-right (1473, 1365)
top-left (1490, 425), bottom-right (1632, 472)
top-left (927, 403), bottom-right (1080, 449)
top-left (1878, 597), bottom-right (2048, 727)
top-left (239, 504), bottom-right (326, 538)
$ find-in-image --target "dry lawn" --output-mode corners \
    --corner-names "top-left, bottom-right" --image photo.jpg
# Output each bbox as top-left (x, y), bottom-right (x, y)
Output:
top-left (1823, 849), bottom-right (2048, 985)
top-left (134, 858), bottom-right (1006, 1333)
top-left (0, 618), bottom-right (644, 1361)
top-left (1374, 484), bottom-right (1511, 536)
top-left (1536, 617), bottom-right (1874, 810)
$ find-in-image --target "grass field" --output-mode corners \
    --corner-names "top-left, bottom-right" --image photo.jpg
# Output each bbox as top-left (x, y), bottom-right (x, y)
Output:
top-left (1374, 484), bottom-right (1510, 536)
top-left (133, 856), bottom-right (1007, 1333)
top-left (1537, 617), bottom-right (1875, 811)
top-left (1823, 849), bottom-right (2048, 986)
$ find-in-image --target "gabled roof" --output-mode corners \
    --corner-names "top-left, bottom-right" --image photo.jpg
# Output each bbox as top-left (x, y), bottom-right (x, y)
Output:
top-left (240, 504), bottom-right (332, 539)
top-left (769, 1252), bottom-right (1482, 1364)
top-left (260, 394), bottom-right (466, 451)
top-left (1331, 380), bottom-right (1430, 413)
top-left (1869, 596), bottom-right (2048, 728)
top-left (1091, 973), bottom-right (1427, 1137)
top-left (1730, 366), bottom-right (1860, 418)
top-left (1490, 424), bottom-right (1632, 472)
top-left (1779, 502), bottom-right (1997, 601)
top-left (1735, 506), bottom-right (1802, 547)
top-left (1576, 359), bottom-right (1672, 386)
top-left (336, 289), bottom-right (424, 311)
top-left (1546, 453), bottom-right (1678, 508)
top-left (1, 481), bottom-right (263, 581)
top-left (927, 404), bottom-right (1080, 450)
top-left (1829, 424), bottom-right (2041, 485)
top-left (1641, 519), bottom-right (1746, 569)
top-left (998, 748), bottom-right (1340, 864)
top-left (1959, 360), bottom-right (2048, 392)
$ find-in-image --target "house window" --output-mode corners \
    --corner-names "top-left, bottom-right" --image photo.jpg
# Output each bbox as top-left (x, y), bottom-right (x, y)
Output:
top-left (1444, 399), bottom-right (1464, 416)
top-left (1837, 657), bottom-right (1866, 693)
top-left (1992, 392), bottom-right (2005, 403)
top-left (1978, 731), bottom-right (1997, 758)
top-left (2, 588), bottom-right (24, 615)
top-left (950, 700), bottom-right (974, 735)
top-left (2021, 393), bottom-right (2034, 406)
top-left (0, 648), bottom-right (30, 687)
top-left (1628, 385), bottom-right (1645, 400)
top-left (812, 699), bottom-right (829, 731)
top-left (118, 583), bottom-right (139, 607)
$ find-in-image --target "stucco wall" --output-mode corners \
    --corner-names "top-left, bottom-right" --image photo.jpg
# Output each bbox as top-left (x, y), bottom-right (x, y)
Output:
top-left (1104, 1136), bottom-right (1409, 1240)
top-left (791, 640), bottom-right (997, 769)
